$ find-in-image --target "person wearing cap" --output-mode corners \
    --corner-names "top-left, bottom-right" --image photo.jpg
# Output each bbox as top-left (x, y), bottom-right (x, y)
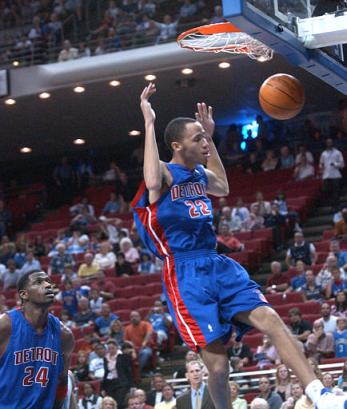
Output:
top-left (334, 316), bottom-right (347, 358)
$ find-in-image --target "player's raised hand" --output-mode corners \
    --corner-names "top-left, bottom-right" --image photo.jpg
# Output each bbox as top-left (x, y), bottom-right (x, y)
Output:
top-left (195, 102), bottom-right (215, 138)
top-left (140, 82), bottom-right (156, 123)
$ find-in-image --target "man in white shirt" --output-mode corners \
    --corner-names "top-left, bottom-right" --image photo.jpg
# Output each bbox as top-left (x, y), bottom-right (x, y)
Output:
top-left (77, 383), bottom-right (102, 409)
top-left (155, 384), bottom-right (176, 409)
top-left (320, 302), bottom-right (337, 334)
top-left (319, 138), bottom-right (345, 209)
top-left (58, 40), bottom-right (78, 62)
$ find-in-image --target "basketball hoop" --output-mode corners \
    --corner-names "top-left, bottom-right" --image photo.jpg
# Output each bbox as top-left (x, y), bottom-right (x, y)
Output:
top-left (177, 22), bottom-right (274, 61)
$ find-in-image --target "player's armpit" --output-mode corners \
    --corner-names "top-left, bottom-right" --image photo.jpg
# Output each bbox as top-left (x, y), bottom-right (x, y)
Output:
top-left (148, 161), bottom-right (173, 204)
top-left (0, 313), bottom-right (11, 358)
top-left (205, 168), bottom-right (229, 197)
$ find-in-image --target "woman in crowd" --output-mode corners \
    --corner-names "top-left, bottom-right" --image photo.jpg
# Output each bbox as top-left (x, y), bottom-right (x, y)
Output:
top-left (99, 396), bottom-right (118, 409)
top-left (255, 334), bottom-right (281, 369)
top-left (229, 381), bottom-right (247, 409)
top-left (337, 360), bottom-right (347, 391)
top-left (119, 237), bottom-right (139, 264)
top-left (110, 319), bottom-right (124, 347)
top-left (322, 373), bottom-right (335, 391)
top-left (332, 290), bottom-right (347, 317)
top-left (275, 364), bottom-right (292, 401)
top-left (73, 351), bottom-right (90, 382)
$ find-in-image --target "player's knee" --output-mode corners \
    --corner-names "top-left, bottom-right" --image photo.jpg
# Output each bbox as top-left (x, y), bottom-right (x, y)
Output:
top-left (207, 358), bottom-right (229, 381)
top-left (257, 306), bottom-right (284, 334)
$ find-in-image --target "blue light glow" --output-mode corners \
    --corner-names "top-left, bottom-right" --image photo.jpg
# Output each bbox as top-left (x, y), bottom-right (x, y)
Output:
top-left (241, 121), bottom-right (259, 140)
top-left (240, 141), bottom-right (247, 151)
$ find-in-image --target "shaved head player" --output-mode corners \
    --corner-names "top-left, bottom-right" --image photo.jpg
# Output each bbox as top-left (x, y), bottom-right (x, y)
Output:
top-left (131, 83), bottom-right (346, 409)
top-left (0, 271), bottom-right (74, 408)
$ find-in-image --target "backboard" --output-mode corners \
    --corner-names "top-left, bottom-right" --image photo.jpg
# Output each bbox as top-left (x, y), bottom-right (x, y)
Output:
top-left (222, 0), bottom-right (347, 95)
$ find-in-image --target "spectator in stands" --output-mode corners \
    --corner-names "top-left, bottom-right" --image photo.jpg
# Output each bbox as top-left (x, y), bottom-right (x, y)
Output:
top-left (110, 319), bottom-right (124, 347)
top-left (19, 251), bottom-right (41, 275)
top-left (252, 191), bottom-right (271, 217)
top-left (242, 203), bottom-right (265, 231)
top-left (102, 339), bottom-right (133, 407)
top-left (155, 15), bottom-right (178, 44)
top-left (89, 270), bottom-right (115, 299)
top-left (210, 5), bottom-right (225, 23)
top-left (175, 361), bottom-right (215, 409)
top-left (322, 373), bottom-right (334, 391)
top-left (120, 238), bottom-right (139, 264)
top-left (116, 252), bottom-right (133, 277)
top-left (95, 303), bottom-right (119, 337)
top-left (227, 332), bottom-right (253, 366)
top-left (147, 373), bottom-right (165, 406)
top-left (73, 351), bottom-right (90, 382)
top-left (294, 154), bottom-right (315, 181)
top-left (255, 335), bottom-right (281, 369)
top-left (66, 229), bottom-right (89, 254)
top-left (280, 382), bottom-right (310, 409)
top-left (285, 232), bottom-right (317, 267)
top-left (334, 316), bottom-right (347, 358)
top-left (89, 343), bottom-right (107, 380)
top-left (0, 242), bottom-right (16, 266)
top-left (262, 150), bottom-right (278, 172)
top-left (243, 152), bottom-right (262, 174)
top-left (250, 398), bottom-right (269, 409)
top-left (329, 240), bottom-right (347, 270)
top-left (95, 241), bottom-right (116, 270)
top-left (219, 206), bottom-right (243, 233)
top-left (138, 251), bottom-right (156, 274)
top-left (125, 310), bottom-right (153, 373)
top-left (332, 290), bottom-right (347, 317)
top-left (320, 302), bottom-right (337, 333)
top-left (14, 241), bottom-right (27, 269)
top-left (33, 235), bottom-right (46, 258)
top-left (77, 382), bottom-right (103, 408)
top-left (213, 197), bottom-right (228, 228)
top-left (326, 266), bottom-right (347, 298)
top-left (70, 206), bottom-right (97, 231)
top-left (285, 260), bottom-right (307, 293)
top-left (102, 192), bottom-right (124, 216)
top-left (70, 197), bottom-right (95, 217)
top-left (78, 252), bottom-right (100, 279)
top-left (56, 278), bottom-right (79, 317)
top-left (99, 217), bottom-right (123, 248)
top-left (264, 201), bottom-right (286, 250)
top-left (62, 263), bottom-right (77, 282)
top-left (337, 360), bottom-right (347, 391)
top-left (89, 288), bottom-right (103, 314)
top-left (256, 375), bottom-right (283, 409)
top-left (60, 309), bottom-right (75, 330)
top-left (316, 255), bottom-right (344, 294)
top-left (217, 223), bottom-right (243, 252)
top-left (58, 39), bottom-right (78, 62)
top-left (279, 146), bottom-right (294, 169)
top-left (154, 384), bottom-right (176, 409)
top-left (287, 307), bottom-right (312, 343)
top-left (0, 200), bottom-right (12, 238)
top-left (335, 208), bottom-right (347, 239)
top-left (319, 138), bottom-right (345, 209)
top-left (274, 364), bottom-right (292, 402)
top-left (229, 381), bottom-right (247, 409)
top-left (78, 42), bottom-right (92, 58)
top-left (49, 243), bottom-right (75, 275)
top-left (232, 197), bottom-right (250, 223)
top-left (295, 144), bottom-right (314, 166)
top-left (147, 300), bottom-right (172, 347)
top-left (265, 261), bottom-right (290, 294)
top-left (305, 319), bottom-right (334, 361)
top-left (103, 161), bottom-right (121, 182)
top-left (301, 269), bottom-right (323, 302)
top-left (73, 296), bottom-right (96, 327)
top-left (1, 259), bottom-right (21, 290)
top-left (133, 389), bottom-right (153, 409)
top-left (126, 395), bottom-right (142, 409)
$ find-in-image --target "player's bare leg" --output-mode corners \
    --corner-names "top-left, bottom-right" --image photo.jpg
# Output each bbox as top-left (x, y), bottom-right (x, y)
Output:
top-left (235, 306), bottom-right (316, 385)
top-left (200, 340), bottom-right (232, 409)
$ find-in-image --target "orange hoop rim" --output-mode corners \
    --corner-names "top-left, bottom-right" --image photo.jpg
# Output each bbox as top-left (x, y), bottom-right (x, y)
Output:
top-left (177, 22), bottom-right (241, 42)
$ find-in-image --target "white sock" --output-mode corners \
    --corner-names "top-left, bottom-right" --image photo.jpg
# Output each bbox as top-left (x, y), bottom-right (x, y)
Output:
top-left (305, 379), bottom-right (325, 404)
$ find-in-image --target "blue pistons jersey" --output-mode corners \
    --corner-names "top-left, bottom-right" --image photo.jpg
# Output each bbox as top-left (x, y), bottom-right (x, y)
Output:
top-left (131, 162), bottom-right (216, 257)
top-left (0, 309), bottom-right (64, 409)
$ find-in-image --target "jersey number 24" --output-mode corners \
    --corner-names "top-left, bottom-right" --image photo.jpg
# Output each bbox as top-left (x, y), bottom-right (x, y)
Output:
top-left (184, 200), bottom-right (211, 218)
top-left (23, 366), bottom-right (49, 387)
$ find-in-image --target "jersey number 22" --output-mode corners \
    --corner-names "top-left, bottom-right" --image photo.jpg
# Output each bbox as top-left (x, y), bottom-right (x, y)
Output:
top-left (184, 200), bottom-right (211, 218)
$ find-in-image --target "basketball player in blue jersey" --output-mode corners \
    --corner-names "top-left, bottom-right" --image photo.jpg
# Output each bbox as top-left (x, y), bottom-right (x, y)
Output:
top-left (132, 83), bottom-right (346, 409)
top-left (0, 270), bottom-right (75, 409)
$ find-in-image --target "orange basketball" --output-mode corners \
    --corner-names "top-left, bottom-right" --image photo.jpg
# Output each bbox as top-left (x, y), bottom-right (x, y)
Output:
top-left (259, 73), bottom-right (305, 120)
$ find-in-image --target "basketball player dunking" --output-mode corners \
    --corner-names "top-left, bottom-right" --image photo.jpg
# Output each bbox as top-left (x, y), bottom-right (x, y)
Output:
top-left (131, 83), bottom-right (346, 409)
top-left (0, 270), bottom-right (75, 409)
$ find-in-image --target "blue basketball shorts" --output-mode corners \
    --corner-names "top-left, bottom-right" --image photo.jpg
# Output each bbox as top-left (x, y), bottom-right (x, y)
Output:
top-left (161, 249), bottom-right (270, 352)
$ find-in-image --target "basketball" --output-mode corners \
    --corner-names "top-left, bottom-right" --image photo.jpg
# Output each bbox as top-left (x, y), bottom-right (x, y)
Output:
top-left (259, 73), bottom-right (305, 120)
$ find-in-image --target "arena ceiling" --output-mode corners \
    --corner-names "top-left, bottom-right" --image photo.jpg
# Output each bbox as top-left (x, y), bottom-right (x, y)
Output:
top-left (0, 53), bottom-right (343, 163)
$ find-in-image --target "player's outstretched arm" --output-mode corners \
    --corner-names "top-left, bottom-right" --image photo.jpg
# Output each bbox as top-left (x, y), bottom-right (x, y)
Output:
top-left (140, 83), bottom-right (172, 203)
top-left (53, 325), bottom-right (75, 409)
top-left (195, 103), bottom-right (229, 197)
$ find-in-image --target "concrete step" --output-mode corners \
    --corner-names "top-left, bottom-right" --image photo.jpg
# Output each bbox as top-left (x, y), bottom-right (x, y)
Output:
top-left (304, 215), bottom-right (333, 227)
top-left (303, 224), bottom-right (332, 236)
top-left (315, 206), bottom-right (334, 216)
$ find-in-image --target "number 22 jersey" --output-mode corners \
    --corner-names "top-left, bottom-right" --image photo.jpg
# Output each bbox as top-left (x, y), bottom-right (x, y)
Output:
top-left (131, 162), bottom-right (216, 257)
top-left (0, 309), bottom-right (64, 409)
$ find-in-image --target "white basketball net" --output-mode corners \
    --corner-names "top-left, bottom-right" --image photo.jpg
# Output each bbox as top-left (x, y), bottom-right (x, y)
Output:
top-left (179, 31), bottom-right (274, 61)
